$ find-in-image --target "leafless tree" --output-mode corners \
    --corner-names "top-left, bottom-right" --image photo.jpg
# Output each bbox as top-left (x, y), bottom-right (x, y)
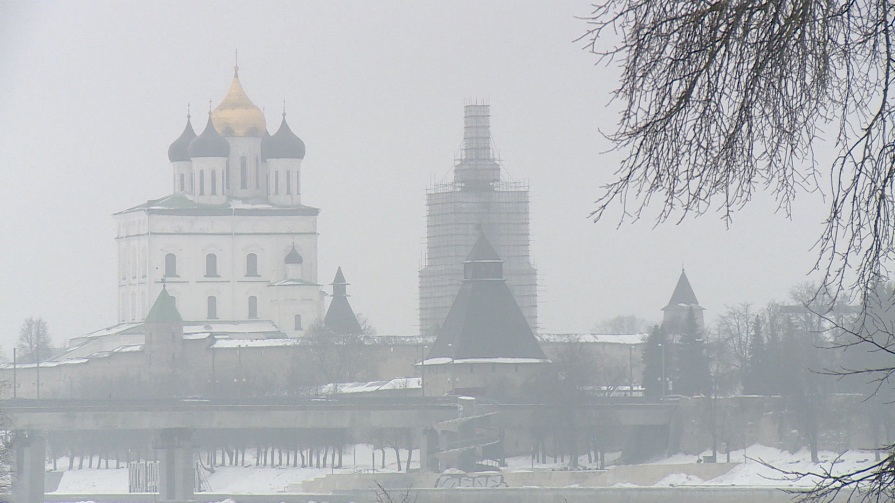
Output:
top-left (581, 1), bottom-right (895, 499)
top-left (582, 0), bottom-right (895, 302)
top-left (716, 303), bottom-right (754, 385)
top-left (16, 316), bottom-right (53, 364)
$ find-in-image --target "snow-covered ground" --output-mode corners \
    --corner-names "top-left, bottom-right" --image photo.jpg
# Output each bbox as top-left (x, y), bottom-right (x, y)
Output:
top-left (52, 444), bottom-right (417, 494)
top-left (656, 444), bottom-right (879, 488)
top-left (507, 444), bottom-right (880, 488)
top-left (50, 444), bottom-right (881, 493)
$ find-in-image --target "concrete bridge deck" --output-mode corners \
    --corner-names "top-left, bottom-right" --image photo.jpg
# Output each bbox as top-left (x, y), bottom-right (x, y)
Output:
top-left (2, 397), bottom-right (462, 430)
top-left (2, 396), bottom-right (678, 431)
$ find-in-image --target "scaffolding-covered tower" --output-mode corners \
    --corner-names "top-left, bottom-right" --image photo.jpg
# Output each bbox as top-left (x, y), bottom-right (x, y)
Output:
top-left (419, 103), bottom-right (537, 336)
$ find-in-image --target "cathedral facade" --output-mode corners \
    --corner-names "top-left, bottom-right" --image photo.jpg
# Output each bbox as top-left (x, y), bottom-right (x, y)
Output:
top-left (114, 67), bottom-right (324, 337)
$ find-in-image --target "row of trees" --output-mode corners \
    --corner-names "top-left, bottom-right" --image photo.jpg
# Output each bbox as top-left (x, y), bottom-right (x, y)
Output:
top-left (642, 310), bottom-right (711, 398)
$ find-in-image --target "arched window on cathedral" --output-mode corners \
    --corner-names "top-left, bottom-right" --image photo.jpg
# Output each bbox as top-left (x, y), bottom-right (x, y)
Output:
top-left (286, 171), bottom-right (292, 194)
top-left (240, 157), bottom-right (248, 189)
top-left (179, 173), bottom-right (185, 192)
top-left (205, 253), bottom-right (218, 277)
top-left (207, 296), bottom-right (217, 319)
top-left (211, 170), bottom-right (218, 195)
top-left (255, 157), bottom-right (260, 188)
top-left (246, 253), bottom-right (258, 277)
top-left (248, 296), bottom-right (258, 319)
top-left (165, 253), bottom-right (177, 277)
top-left (296, 171), bottom-right (300, 195)
top-left (199, 171), bottom-right (205, 195)
top-left (274, 171), bottom-right (280, 195)
top-left (294, 314), bottom-right (302, 331)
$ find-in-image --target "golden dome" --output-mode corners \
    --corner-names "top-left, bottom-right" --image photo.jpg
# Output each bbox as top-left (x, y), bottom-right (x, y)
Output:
top-left (211, 67), bottom-right (267, 137)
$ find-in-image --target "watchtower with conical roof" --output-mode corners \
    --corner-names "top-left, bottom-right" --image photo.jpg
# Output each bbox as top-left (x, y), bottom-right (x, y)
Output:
top-left (421, 234), bottom-right (547, 396)
top-left (324, 267), bottom-right (363, 335)
top-left (144, 288), bottom-right (184, 381)
top-left (662, 269), bottom-right (705, 333)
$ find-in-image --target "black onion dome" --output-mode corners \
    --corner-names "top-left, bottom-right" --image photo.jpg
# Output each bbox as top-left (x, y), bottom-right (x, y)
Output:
top-left (188, 115), bottom-right (230, 158)
top-left (167, 116), bottom-right (196, 162)
top-left (264, 115), bottom-right (306, 159)
top-left (285, 245), bottom-right (303, 264)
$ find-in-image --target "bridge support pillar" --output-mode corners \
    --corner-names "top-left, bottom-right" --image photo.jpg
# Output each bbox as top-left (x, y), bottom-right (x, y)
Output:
top-left (154, 428), bottom-right (194, 502)
top-left (12, 430), bottom-right (45, 503)
top-left (419, 428), bottom-right (439, 472)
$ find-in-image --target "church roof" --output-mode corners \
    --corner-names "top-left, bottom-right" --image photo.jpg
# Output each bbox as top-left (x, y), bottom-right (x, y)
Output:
top-left (211, 67), bottom-right (266, 137)
top-left (663, 269), bottom-right (702, 310)
top-left (427, 239), bottom-right (545, 361)
top-left (189, 114), bottom-right (230, 158)
top-left (285, 245), bottom-right (303, 264)
top-left (264, 114), bottom-right (306, 159)
top-left (145, 288), bottom-right (182, 323)
top-left (167, 115), bottom-right (196, 162)
top-left (115, 193), bottom-right (320, 217)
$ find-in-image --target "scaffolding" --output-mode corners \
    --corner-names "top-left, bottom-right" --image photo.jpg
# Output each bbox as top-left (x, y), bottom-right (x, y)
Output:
top-left (419, 104), bottom-right (538, 336)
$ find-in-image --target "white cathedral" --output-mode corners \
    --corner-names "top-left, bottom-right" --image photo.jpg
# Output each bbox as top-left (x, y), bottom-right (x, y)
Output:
top-left (114, 66), bottom-right (324, 337)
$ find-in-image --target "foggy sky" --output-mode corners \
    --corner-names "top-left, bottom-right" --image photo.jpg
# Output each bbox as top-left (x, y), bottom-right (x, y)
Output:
top-left (0, 1), bottom-right (826, 354)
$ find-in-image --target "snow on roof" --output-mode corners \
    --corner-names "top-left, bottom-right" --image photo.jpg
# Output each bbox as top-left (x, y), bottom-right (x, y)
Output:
top-left (538, 333), bottom-right (647, 345)
top-left (183, 320), bottom-right (281, 334)
top-left (212, 338), bottom-right (303, 349)
top-left (183, 332), bottom-right (212, 340)
top-left (112, 344), bottom-right (143, 353)
top-left (3, 357), bottom-right (90, 369)
top-left (418, 357), bottom-right (549, 366)
top-left (70, 320), bottom-right (281, 345)
top-left (77, 323), bottom-right (143, 340)
top-left (319, 377), bottom-right (422, 394)
top-left (268, 279), bottom-right (320, 287)
top-left (366, 335), bottom-right (435, 345)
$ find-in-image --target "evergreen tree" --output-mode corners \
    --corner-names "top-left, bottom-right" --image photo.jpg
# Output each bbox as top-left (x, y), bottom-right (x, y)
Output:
top-left (675, 308), bottom-right (711, 396)
top-left (642, 325), bottom-right (667, 398)
top-left (743, 315), bottom-right (766, 395)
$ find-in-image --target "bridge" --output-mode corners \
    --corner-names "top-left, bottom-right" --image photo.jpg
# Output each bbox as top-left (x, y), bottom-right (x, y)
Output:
top-left (2, 396), bottom-right (678, 502)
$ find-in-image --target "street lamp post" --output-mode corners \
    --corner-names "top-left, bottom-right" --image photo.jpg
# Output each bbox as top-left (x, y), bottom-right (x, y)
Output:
top-left (447, 343), bottom-right (456, 392)
top-left (657, 343), bottom-right (667, 398)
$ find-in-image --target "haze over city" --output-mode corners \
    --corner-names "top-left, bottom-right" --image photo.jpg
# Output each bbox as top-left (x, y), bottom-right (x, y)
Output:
top-left (0, 1), bottom-right (825, 353)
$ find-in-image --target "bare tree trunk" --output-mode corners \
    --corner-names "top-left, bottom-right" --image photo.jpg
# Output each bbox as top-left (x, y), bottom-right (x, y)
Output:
top-left (393, 446), bottom-right (402, 472)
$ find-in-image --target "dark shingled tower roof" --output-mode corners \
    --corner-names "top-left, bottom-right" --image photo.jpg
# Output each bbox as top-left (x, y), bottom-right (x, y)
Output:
top-left (427, 234), bottom-right (546, 361)
top-left (663, 269), bottom-right (702, 310)
top-left (324, 267), bottom-right (363, 335)
top-left (145, 287), bottom-right (182, 323)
